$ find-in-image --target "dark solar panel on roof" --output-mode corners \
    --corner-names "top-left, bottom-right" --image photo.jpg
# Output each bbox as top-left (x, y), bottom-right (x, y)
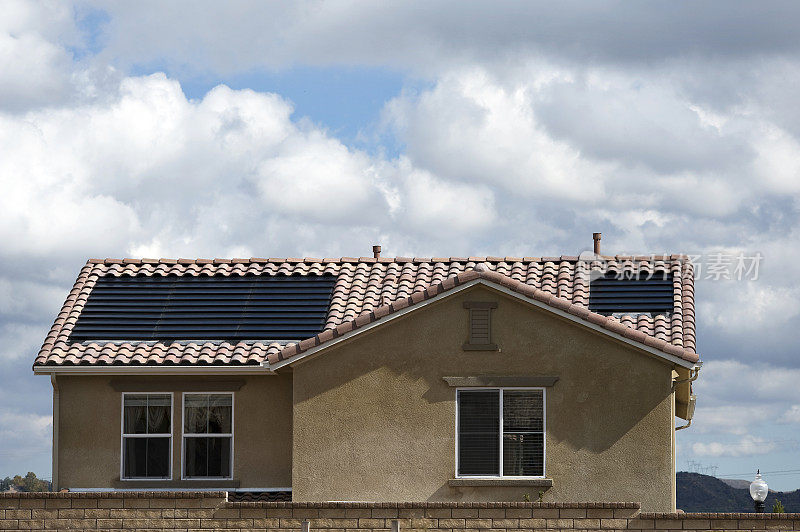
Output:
top-left (68, 275), bottom-right (336, 342)
top-left (588, 272), bottom-right (674, 315)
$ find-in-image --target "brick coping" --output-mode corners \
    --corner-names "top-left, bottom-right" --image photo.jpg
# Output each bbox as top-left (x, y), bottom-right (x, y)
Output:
top-left (3, 494), bottom-right (795, 518)
top-left (0, 491), bottom-right (226, 498)
top-left (640, 512), bottom-right (800, 519)
top-left (223, 501), bottom-right (641, 509)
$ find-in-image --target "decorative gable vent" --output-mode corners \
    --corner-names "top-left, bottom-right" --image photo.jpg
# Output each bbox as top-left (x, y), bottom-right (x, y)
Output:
top-left (462, 301), bottom-right (498, 351)
top-left (588, 272), bottom-right (674, 315)
top-left (68, 274), bottom-right (336, 342)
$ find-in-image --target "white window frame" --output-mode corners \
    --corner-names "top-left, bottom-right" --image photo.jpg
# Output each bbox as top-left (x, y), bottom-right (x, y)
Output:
top-left (454, 387), bottom-right (546, 479)
top-left (180, 392), bottom-right (235, 481)
top-left (120, 392), bottom-right (174, 481)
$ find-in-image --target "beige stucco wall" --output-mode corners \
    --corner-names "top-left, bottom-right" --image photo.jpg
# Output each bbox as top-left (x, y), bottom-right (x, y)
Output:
top-left (291, 284), bottom-right (677, 512)
top-left (55, 373), bottom-right (292, 490)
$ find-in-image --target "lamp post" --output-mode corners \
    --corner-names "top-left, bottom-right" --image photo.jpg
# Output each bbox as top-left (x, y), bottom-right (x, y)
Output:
top-left (749, 470), bottom-right (768, 513)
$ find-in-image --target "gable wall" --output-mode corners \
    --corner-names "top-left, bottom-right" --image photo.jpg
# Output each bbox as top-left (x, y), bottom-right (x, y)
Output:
top-left (54, 373), bottom-right (292, 490)
top-left (291, 284), bottom-right (676, 511)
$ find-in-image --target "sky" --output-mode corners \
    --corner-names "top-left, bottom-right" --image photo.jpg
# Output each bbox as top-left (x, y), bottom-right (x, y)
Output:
top-left (2, 0), bottom-right (800, 491)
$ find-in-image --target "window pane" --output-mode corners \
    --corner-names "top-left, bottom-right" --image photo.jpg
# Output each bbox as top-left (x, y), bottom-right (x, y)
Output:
top-left (123, 395), bottom-right (148, 434)
top-left (148, 395), bottom-right (171, 434)
top-left (206, 437), bottom-right (232, 477)
top-left (146, 437), bottom-right (171, 477)
top-left (184, 436), bottom-right (208, 478)
top-left (184, 395), bottom-right (208, 434)
top-left (458, 390), bottom-right (499, 475)
top-left (123, 437), bottom-right (170, 479)
top-left (503, 433), bottom-right (544, 476)
top-left (184, 437), bottom-right (231, 478)
top-left (123, 437), bottom-right (147, 477)
top-left (208, 395), bottom-right (232, 434)
top-left (503, 390), bottom-right (543, 432)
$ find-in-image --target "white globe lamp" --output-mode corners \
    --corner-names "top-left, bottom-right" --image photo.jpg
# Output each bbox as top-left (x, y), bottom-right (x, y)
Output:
top-left (749, 470), bottom-right (768, 513)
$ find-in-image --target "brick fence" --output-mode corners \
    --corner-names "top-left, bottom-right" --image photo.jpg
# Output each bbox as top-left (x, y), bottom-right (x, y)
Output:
top-left (1, 492), bottom-right (799, 531)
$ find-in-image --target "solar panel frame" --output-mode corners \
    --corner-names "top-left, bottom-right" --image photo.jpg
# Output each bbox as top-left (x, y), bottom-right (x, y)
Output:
top-left (588, 272), bottom-right (674, 315)
top-left (68, 275), bottom-right (336, 342)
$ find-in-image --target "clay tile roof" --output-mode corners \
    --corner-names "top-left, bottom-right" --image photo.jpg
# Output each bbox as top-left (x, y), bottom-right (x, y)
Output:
top-left (34, 255), bottom-right (697, 368)
top-left (267, 264), bottom-right (699, 367)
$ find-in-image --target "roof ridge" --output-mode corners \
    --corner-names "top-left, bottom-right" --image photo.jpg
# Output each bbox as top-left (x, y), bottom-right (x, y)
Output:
top-left (87, 254), bottom-right (690, 266)
top-left (268, 265), bottom-right (700, 367)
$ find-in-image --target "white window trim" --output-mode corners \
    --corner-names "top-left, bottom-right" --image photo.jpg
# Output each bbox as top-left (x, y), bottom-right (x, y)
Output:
top-left (120, 392), bottom-right (174, 481)
top-left (454, 387), bottom-right (546, 479)
top-left (180, 392), bottom-right (235, 481)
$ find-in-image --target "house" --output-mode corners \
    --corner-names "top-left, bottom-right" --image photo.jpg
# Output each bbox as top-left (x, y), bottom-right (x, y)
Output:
top-left (32, 237), bottom-right (700, 512)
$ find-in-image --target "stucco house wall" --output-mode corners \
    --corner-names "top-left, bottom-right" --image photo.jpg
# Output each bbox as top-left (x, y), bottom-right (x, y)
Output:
top-left (291, 284), bottom-right (676, 512)
top-left (54, 374), bottom-right (292, 490)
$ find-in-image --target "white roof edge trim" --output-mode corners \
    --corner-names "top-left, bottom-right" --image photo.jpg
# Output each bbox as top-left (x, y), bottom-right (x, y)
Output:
top-left (265, 278), bottom-right (698, 371)
top-left (33, 365), bottom-right (274, 375)
top-left (66, 487), bottom-right (291, 492)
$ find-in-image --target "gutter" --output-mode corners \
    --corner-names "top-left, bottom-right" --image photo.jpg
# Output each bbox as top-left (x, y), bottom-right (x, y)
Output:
top-left (34, 365), bottom-right (274, 376)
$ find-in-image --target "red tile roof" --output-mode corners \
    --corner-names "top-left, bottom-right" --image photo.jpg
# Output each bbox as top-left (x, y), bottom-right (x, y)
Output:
top-left (34, 255), bottom-right (696, 367)
top-left (269, 265), bottom-right (699, 366)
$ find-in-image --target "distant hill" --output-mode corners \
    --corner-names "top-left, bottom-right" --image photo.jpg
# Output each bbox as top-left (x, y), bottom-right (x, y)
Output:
top-left (677, 472), bottom-right (800, 512)
top-left (718, 478), bottom-right (751, 490)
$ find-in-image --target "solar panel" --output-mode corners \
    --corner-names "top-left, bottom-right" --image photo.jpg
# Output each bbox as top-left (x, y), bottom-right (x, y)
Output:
top-left (588, 273), bottom-right (674, 315)
top-left (69, 275), bottom-right (336, 342)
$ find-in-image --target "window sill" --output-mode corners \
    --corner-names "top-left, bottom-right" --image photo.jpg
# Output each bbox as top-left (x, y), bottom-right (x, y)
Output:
top-left (448, 478), bottom-right (553, 488)
top-left (113, 479), bottom-right (240, 489)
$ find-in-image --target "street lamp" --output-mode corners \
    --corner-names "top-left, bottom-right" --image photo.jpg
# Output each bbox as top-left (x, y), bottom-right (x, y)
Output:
top-left (749, 470), bottom-right (768, 513)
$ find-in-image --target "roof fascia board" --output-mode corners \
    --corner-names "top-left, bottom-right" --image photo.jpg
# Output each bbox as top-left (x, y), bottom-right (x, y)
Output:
top-left (33, 366), bottom-right (273, 376)
top-left (266, 278), bottom-right (697, 370)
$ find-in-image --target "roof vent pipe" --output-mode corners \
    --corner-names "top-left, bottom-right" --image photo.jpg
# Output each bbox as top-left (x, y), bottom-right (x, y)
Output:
top-left (373, 245), bottom-right (381, 259)
top-left (593, 233), bottom-right (602, 255)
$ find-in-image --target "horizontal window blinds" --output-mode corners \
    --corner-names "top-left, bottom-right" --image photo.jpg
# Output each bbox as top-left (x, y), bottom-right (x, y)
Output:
top-left (458, 390), bottom-right (500, 475)
top-left (457, 389), bottom-right (545, 477)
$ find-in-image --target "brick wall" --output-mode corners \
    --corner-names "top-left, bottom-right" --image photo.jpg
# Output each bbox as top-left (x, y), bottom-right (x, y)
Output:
top-left (1, 493), bottom-right (799, 531)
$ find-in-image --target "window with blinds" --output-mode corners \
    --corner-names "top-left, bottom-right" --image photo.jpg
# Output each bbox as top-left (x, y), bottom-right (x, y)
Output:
top-left (457, 389), bottom-right (545, 477)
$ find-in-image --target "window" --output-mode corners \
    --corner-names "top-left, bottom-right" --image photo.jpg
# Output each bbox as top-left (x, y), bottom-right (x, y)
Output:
top-left (121, 393), bottom-right (172, 480)
top-left (457, 388), bottom-right (544, 477)
top-left (182, 393), bottom-right (233, 479)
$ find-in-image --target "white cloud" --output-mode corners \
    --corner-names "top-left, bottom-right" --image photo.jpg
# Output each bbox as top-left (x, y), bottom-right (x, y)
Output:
top-left (0, 409), bottom-right (52, 463)
top-left (75, 2), bottom-right (800, 75)
top-left (0, 0), bottom-right (81, 111)
top-left (779, 405), bottom-right (800, 424)
top-left (691, 405), bottom-right (769, 436)
top-left (693, 360), bottom-right (800, 407)
top-left (692, 435), bottom-right (777, 458)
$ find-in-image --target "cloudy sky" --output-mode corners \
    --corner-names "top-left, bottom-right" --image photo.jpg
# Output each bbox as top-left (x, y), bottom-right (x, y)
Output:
top-left (2, 1), bottom-right (800, 490)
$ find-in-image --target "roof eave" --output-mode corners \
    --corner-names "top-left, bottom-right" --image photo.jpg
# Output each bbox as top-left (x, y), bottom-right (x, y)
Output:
top-left (33, 365), bottom-right (275, 375)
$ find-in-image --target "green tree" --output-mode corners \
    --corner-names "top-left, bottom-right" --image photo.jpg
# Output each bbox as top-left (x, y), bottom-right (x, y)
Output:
top-left (2, 472), bottom-right (50, 492)
top-left (772, 500), bottom-right (786, 513)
